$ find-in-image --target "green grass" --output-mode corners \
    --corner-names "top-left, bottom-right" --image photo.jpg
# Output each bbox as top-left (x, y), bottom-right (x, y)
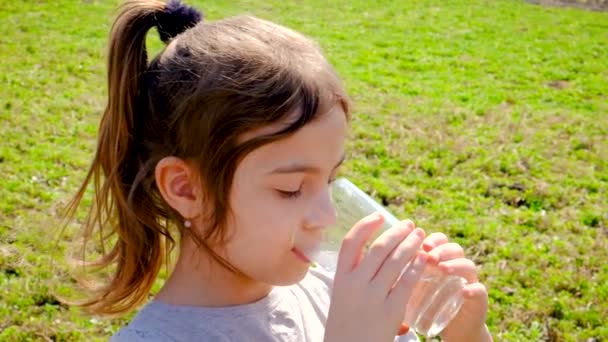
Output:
top-left (1, 0), bottom-right (606, 341)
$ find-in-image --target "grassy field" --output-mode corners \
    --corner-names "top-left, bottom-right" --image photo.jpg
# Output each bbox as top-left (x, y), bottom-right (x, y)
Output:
top-left (1, 0), bottom-right (606, 341)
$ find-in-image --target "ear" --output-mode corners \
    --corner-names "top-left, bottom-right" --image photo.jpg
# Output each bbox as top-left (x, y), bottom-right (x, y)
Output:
top-left (155, 156), bottom-right (203, 220)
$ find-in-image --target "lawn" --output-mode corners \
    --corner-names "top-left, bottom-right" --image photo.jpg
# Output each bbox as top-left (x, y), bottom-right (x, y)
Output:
top-left (0, 0), bottom-right (606, 341)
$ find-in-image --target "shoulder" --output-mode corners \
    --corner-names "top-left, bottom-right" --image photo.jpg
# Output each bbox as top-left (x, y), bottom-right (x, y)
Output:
top-left (111, 325), bottom-right (232, 342)
top-left (111, 327), bottom-right (232, 342)
top-left (110, 328), bottom-right (170, 342)
top-left (110, 303), bottom-right (174, 342)
top-left (110, 301), bottom-right (233, 342)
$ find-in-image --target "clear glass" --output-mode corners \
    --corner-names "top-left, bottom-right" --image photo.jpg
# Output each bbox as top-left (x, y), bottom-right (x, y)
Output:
top-left (313, 178), bottom-right (466, 338)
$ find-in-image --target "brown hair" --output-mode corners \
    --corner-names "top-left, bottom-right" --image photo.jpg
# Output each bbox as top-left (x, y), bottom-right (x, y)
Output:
top-left (65, 0), bottom-right (350, 316)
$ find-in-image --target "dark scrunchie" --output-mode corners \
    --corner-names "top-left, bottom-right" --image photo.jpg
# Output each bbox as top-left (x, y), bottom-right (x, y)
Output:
top-left (156, 0), bottom-right (203, 43)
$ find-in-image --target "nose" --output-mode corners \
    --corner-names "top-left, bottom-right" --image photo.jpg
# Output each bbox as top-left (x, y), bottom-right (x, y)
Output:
top-left (304, 187), bottom-right (337, 230)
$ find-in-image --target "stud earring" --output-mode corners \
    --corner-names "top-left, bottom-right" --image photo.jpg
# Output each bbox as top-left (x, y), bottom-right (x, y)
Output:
top-left (184, 220), bottom-right (192, 228)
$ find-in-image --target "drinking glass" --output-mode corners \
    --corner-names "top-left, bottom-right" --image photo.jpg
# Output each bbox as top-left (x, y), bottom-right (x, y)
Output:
top-left (314, 178), bottom-right (466, 338)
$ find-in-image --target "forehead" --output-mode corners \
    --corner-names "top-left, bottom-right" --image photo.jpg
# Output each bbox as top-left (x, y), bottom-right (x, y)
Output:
top-left (238, 106), bottom-right (348, 172)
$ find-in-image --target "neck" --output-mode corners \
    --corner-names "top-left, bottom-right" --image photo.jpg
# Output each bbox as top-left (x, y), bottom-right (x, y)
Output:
top-left (156, 235), bottom-right (273, 307)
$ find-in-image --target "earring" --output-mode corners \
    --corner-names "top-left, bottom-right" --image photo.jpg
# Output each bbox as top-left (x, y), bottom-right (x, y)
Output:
top-left (184, 220), bottom-right (192, 228)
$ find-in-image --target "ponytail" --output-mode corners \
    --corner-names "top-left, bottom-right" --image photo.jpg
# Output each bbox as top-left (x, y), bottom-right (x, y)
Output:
top-left (65, 0), bottom-right (348, 318)
top-left (65, 0), bottom-right (202, 316)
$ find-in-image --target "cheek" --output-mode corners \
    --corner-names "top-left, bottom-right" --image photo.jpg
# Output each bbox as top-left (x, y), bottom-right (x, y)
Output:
top-left (230, 187), bottom-right (295, 243)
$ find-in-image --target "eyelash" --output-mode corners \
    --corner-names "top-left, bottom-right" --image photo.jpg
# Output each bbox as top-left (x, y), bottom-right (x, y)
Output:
top-left (277, 178), bottom-right (337, 200)
top-left (277, 189), bottom-right (302, 199)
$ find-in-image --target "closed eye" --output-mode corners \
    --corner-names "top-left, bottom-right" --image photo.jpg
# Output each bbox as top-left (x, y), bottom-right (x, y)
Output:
top-left (274, 163), bottom-right (342, 200)
top-left (276, 189), bottom-right (302, 199)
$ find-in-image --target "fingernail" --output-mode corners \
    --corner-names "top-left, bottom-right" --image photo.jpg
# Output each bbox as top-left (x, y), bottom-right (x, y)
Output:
top-left (397, 323), bottom-right (410, 336)
top-left (415, 228), bottom-right (425, 238)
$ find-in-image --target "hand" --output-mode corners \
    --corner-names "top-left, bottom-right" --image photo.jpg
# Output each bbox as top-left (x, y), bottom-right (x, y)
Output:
top-left (324, 213), bottom-right (428, 342)
top-left (422, 233), bottom-right (492, 342)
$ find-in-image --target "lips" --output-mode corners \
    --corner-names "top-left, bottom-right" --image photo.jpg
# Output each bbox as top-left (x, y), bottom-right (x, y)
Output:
top-left (291, 247), bottom-right (312, 263)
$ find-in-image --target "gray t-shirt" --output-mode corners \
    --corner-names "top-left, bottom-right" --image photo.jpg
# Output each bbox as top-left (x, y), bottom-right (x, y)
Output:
top-left (111, 267), bottom-right (419, 341)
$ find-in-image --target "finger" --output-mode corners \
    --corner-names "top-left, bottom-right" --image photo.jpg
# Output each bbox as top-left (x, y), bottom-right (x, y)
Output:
top-left (337, 212), bottom-right (385, 273)
top-left (463, 282), bottom-right (489, 301)
top-left (438, 258), bottom-right (478, 283)
top-left (459, 283), bottom-right (489, 321)
top-left (387, 251), bottom-right (428, 303)
top-left (427, 242), bottom-right (465, 263)
top-left (357, 220), bottom-right (416, 280)
top-left (421, 232), bottom-right (448, 252)
top-left (369, 228), bottom-right (426, 289)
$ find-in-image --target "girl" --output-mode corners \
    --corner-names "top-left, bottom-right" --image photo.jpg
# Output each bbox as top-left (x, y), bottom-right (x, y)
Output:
top-left (67, 0), bottom-right (491, 341)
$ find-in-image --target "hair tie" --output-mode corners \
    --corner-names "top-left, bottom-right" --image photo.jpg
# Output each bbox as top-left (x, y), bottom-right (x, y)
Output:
top-left (156, 0), bottom-right (203, 43)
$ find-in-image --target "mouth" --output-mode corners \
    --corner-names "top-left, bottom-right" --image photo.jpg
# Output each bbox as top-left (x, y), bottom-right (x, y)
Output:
top-left (291, 247), bottom-right (312, 263)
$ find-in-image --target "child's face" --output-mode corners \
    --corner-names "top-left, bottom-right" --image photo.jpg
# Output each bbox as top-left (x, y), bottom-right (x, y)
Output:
top-left (224, 105), bottom-right (347, 286)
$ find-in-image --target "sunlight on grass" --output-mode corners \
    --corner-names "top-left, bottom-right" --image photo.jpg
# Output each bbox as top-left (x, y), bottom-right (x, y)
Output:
top-left (1, 0), bottom-right (606, 340)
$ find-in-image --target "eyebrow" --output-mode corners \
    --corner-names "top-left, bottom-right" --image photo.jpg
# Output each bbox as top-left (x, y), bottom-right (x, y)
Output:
top-left (268, 154), bottom-right (346, 175)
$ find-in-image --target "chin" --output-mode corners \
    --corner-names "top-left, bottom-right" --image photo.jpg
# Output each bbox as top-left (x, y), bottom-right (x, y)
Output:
top-left (271, 265), bottom-right (311, 286)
